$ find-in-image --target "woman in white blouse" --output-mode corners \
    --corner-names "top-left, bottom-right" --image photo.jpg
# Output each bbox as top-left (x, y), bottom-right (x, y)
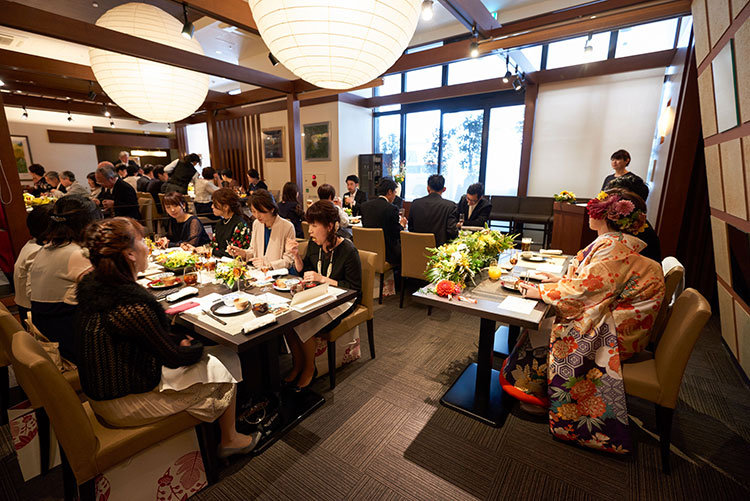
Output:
top-left (28, 195), bottom-right (99, 363)
top-left (227, 189), bottom-right (296, 270)
top-left (193, 167), bottom-right (220, 219)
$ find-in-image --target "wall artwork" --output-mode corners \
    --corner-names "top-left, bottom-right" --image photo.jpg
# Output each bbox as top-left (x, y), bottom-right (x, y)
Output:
top-left (262, 127), bottom-right (285, 162)
top-left (303, 121), bottom-right (330, 161)
top-left (11, 135), bottom-right (33, 180)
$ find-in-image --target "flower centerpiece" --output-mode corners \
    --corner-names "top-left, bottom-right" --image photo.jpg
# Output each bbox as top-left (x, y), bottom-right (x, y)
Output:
top-left (343, 207), bottom-right (353, 216)
top-left (215, 258), bottom-right (248, 288)
top-left (394, 161), bottom-right (405, 183)
top-left (426, 227), bottom-right (517, 286)
top-left (554, 190), bottom-right (577, 203)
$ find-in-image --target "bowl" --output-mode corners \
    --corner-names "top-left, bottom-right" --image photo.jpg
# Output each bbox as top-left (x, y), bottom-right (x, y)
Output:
top-left (233, 297), bottom-right (249, 310)
top-left (500, 275), bottom-right (519, 290)
top-left (252, 302), bottom-right (269, 314)
top-left (521, 251), bottom-right (533, 259)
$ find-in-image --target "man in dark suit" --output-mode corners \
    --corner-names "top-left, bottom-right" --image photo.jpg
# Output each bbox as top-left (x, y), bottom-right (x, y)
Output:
top-left (343, 174), bottom-right (368, 216)
top-left (95, 161), bottom-right (140, 220)
top-left (457, 182), bottom-right (491, 228)
top-left (408, 174), bottom-right (458, 247)
top-left (359, 178), bottom-right (407, 266)
top-left (147, 165), bottom-right (167, 213)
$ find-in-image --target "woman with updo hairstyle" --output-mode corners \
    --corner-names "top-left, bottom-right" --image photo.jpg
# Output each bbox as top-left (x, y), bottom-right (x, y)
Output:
top-left (278, 182), bottom-right (305, 239)
top-left (283, 200), bottom-right (362, 390)
top-left (27, 195), bottom-right (99, 363)
top-left (156, 192), bottom-right (209, 249)
top-left (183, 187), bottom-right (251, 257)
top-left (76, 217), bottom-right (261, 457)
top-left (227, 189), bottom-right (296, 270)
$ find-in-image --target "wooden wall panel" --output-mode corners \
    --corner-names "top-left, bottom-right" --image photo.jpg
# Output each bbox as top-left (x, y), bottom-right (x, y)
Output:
top-left (176, 125), bottom-right (188, 158)
top-left (697, 70), bottom-right (718, 137)
top-left (707, 0), bottom-right (732, 45)
top-left (736, 301), bottom-right (750, 374)
top-left (705, 144), bottom-right (725, 210)
top-left (717, 280), bottom-right (738, 353)
top-left (693, 0), bottom-right (711, 62)
top-left (719, 139), bottom-right (747, 218)
top-left (734, 0), bottom-right (750, 17)
top-left (736, 19), bottom-right (750, 123)
top-left (710, 215), bottom-right (732, 283)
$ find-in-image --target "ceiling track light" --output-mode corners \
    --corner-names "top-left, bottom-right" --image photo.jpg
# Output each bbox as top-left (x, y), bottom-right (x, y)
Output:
top-left (87, 80), bottom-right (97, 101)
top-left (67, 111), bottom-right (73, 122)
top-left (22, 105), bottom-right (28, 120)
top-left (0, 78), bottom-right (5, 87)
top-left (469, 25), bottom-right (479, 58)
top-left (109, 120), bottom-right (115, 128)
top-left (166, 123), bottom-right (172, 132)
top-left (512, 71), bottom-right (526, 93)
top-left (584, 33), bottom-right (594, 54)
top-left (104, 106), bottom-right (111, 118)
top-left (268, 52), bottom-right (279, 66)
top-left (502, 54), bottom-right (511, 83)
top-left (421, 0), bottom-right (434, 21)
top-left (181, 3), bottom-right (194, 40)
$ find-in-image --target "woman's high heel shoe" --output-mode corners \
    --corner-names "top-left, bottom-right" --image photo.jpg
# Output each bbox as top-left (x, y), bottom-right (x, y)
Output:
top-left (294, 367), bottom-right (318, 392)
top-left (282, 372), bottom-right (300, 388)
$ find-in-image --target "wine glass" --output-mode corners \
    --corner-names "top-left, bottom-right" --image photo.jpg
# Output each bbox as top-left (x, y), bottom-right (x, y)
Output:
top-left (509, 251), bottom-right (518, 266)
top-left (182, 265), bottom-right (198, 287)
top-left (194, 258), bottom-right (205, 284)
top-left (458, 213), bottom-right (465, 227)
top-left (260, 261), bottom-right (271, 292)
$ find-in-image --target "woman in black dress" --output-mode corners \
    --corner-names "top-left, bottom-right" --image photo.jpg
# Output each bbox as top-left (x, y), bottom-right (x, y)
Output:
top-left (278, 182), bottom-right (305, 239)
top-left (156, 192), bottom-right (209, 249)
top-left (285, 201), bottom-right (362, 390)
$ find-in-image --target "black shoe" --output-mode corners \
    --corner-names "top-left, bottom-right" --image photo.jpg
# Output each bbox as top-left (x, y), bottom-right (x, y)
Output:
top-left (281, 372), bottom-right (299, 388)
top-left (294, 367), bottom-right (318, 392)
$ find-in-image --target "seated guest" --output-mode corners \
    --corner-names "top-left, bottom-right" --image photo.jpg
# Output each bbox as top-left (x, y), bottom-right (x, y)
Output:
top-left (317, 183), bottom-right (351, 238)
top-left (28, 195), bottom-right (98, 363)
top-left (162, 153), bottom-right (200, 195)
top-left (457, 182), bottom-right (491, 228)
top-left (278, 182), bottom-right (305, 239)
top-left (183, 188), bottom-right (250, 258)
top-left (227, 189), bottom-right (295, 270)
top-left (343, 174), bottom-right (367, 216)
top-left (220, 169), bottom-right (239, 190)
top-left (156, 192), bottom-right (210, 249)
top-left (359, 178), bottom-right (406, 266)
top-left (116, 163), bottom-right (128, 179)
top-left (147, 165), bottom-right (167, 212)
top-left (601, 149), bottom-right (649, 201)
top-left (87, 172), bottom-right (102, 199)
top-left (14, 206), bottom-right (52, 323)
top-left (285, 201), bottom-right (362, 390)
top-left (76, 218), bottom-right (260, 456)
top-left (504, 189), bottom-right (665, 454)
top-left (137, 164), bottom-right (154, 192)
top-left (194, 167), bottom-right (220, 219)
top-left (408, 174), bottom-right (458, 246)
top-left (124, 164), bottom-right (140, 191)
top-left (28, 163), bottom-right (53, 196)
top-left (246, 169), bottom-right (268, 193)
top-left (60, 171), bottom-right (89, 197)
top-left (605, 187), bottom-right (661, 262)
top-left (45, 171), bottom-right (66, 197)
top-left (95, 162), bottom-right (140, 219)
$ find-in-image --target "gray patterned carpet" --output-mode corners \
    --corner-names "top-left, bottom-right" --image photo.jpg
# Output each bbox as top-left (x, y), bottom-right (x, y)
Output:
top-left (2, 294), bottom-right (749, 500)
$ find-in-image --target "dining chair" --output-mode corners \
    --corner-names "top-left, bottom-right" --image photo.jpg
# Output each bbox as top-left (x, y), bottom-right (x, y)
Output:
top-left (399, 231), bottom-right (435, 309)
top-left (489, 196), bottom-right (520, 233)
top-left (622, 288), bottom-right (711, 474)
top-left (301, 221), bottom-right (310, 240)
top-left (11, 331), bottom-right (218, 500)
top-left (317, 250), bottom-right (376, 389)
top-left (137, 193), bottom-right (154, 234)
top-left (352, 227), bottom-right (393, 304)
top-left (0, 304), bottom-right (11, 425)
top-left (649, 257), bottom-right (685, 346)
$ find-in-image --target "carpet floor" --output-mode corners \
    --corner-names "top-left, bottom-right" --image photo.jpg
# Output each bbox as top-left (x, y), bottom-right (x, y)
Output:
top-left (2, 293), bottom-right (749, 500)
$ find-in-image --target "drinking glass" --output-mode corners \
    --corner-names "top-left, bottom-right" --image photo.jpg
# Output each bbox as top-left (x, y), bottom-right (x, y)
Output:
top-left (458, 213), bottom-right (465, 225)
top-left (488, 259), bottom-right (501, 281)
top-left (521, 238), bottom-right (532, 252)
top-left (509, 251), bottom-right (518, 266)
top-left (182, 266), bottom-right (198, 286)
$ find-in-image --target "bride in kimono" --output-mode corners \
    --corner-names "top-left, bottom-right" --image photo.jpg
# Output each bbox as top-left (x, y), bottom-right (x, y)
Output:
top-left (502, 189), bottom-right (665, 454)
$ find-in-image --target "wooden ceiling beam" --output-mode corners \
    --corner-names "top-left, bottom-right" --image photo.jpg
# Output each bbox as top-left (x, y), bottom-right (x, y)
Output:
top-left (0, 0), bottom-right (294, 92)
top-left (2, 93), bottom-right (136, 119)
top-left (438, 0), bottom-right (501, 38)
top-left (0, 81), bottom-right (111, 105)
top-left (174, 0), bottom-right (259, 35)
top-left (0, 48), bottom-right (94, 80)
top-left (48, 130), bottom-right (175, 149)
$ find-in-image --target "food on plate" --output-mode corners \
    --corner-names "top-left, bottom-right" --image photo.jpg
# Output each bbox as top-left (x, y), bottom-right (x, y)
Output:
top-left (183, 273), bottom-right (198, 285)
top-left (156, 250), bottom-right (199, 270)
top-left (274, 278), bottom-right (300, 290)
top-left (148, 276), bottom-right (182, 288)
top-left (252, 302), bottom-right (269, 314)
top-left (500, 275), bottom-right (519, 290)
top-left (233, 297), bottom-right (249, 310)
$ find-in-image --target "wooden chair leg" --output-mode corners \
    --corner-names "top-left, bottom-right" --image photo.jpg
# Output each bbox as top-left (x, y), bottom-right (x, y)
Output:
top-left (0, 365), bottom-right (8, 425)
top-left (399, 276), bottom-right (406, 308)
top-left (655, 404), bottom-right (674, 474)
top-left (60, 449), bottom-right (78, 501)
top-left (378, 273), bottom-right (384, 305)
top-left (327, 341), bottom-right (336, 389)
top-left (367, 318), bottom-right (375, 359)
top-left (196, 422), bottom-right (220, 485)
top-left (427, 306), bottom-right (432, 316)
top-left (36, 407), bottom-right (50, 475)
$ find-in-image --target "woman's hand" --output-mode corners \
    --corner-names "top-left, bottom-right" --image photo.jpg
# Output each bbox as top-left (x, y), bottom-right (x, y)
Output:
top-left (182, 243), bottom-right (196, 253)
top-left (303, 271), bottom-right (324, 283)
top-left (287, 238), bottom-right (299, 257)
top-left (535, 271), bottom-right (559, 283)
top-left (156, 236), bottom-right (169, 249)
top-left (518, 282), bottom-right (541, 299)
top-left (227, 245), bottom-right (248, 260)
top-left (250, 257), bottom-right (265, 269)
top-left (179, 335), bottom-right (194, 347)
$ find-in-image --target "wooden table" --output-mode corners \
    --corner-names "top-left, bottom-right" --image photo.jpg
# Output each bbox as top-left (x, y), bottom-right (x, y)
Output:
top-left (160, 280), bottom-right (357, 454)
top-left (413, 252), bottom-right (571, 427)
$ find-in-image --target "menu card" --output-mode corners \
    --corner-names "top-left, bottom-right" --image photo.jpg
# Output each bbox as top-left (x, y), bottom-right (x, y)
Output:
top-left (498, 296), bottom-right (537, 315)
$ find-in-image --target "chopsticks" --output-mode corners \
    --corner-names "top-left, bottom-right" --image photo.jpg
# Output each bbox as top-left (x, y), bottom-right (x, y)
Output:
top-left (203, 307), bottom-right (227, 325)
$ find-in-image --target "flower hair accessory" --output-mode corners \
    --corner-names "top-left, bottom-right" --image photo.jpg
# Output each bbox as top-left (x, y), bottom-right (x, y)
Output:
top-left (586, 191), bottom-right (647, 234)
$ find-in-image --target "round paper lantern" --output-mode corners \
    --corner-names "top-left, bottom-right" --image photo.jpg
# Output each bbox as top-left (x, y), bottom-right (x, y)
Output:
top-left (249, 0), bottom-right (421, 89)
top-left (88, 3), bottom-right (209, 123)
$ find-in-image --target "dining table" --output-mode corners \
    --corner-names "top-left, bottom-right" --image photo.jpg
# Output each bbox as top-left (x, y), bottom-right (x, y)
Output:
top-left (412, 250), bottom-right (571, 427)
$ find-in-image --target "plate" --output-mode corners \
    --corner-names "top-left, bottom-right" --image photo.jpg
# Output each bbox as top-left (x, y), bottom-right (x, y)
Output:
top-left (147, 276), bottom-right (182, 289)
top-left (500, 275), bottom-right (520, 291)
top-left (149, 272), bottom-right (175, 280)
top-left (273, 278), bottom-right (300, 292)
top-left (521, 254), bottom-right (546, 262)
top-left (210, 300), bottom-right (251, 316)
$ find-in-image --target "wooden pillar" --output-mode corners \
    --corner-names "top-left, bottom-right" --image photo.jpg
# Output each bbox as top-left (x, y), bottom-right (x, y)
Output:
top-left (0, 93), bottom-right (31, 261)
top-left (517, 82), bottom-right (538, 197)
top-left (287, 94), bottom-right (303, 190)
top-left (206, 110), bottom-right (220, 172)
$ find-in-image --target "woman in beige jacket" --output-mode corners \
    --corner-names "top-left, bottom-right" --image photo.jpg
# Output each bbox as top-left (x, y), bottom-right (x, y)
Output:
top-left (227, 189), bottom-right (296, 269)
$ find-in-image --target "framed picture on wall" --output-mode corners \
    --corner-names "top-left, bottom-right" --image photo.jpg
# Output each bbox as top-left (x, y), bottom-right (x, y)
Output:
top-left (11, 135), bottom-right (33, 180)
top-left (303, 121), bottom-right (330, 161)
top-left (262, 127), bottom-right (285, 162)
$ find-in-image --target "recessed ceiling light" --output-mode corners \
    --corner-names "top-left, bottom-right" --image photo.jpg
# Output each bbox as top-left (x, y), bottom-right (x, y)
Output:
top-left (216, 50), bottom-right (222, 54)
top-left (227, 88), bottom-right (241, 95)
top-left (590, 15), bottom-right (596, 19)
top-left (92, 2), bottom-right (99, 7)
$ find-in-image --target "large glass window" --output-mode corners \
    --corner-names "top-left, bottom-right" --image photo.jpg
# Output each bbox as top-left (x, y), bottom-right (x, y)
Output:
top-left (447, 54), bottom-right (504, 85)
top-left (374, 114), bottom-right (401, 161)
top-left (440, 110), bottom-right (483, 201)
top-left (616, 18), bottom-right (679, 57)
top-left (404, 110), bottom-right (440, 201)
top-left (677, 16), bottom-right (693, 48)
top-left (376, 74), bottom-right (402, 96)
top-left (484, 105), bottom-right (525, 196)
top-left (518, 46), bottom-right (543, 71)
top-left (405, 66), bottom-right (443, 92)
top-left (546, 32), bottom-right (610, 69)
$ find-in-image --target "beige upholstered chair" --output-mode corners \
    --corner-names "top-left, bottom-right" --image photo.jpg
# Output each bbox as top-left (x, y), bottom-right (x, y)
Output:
top-left (297, 239), bottom-right (309, 260)
top-left (11, 331), bottom-right (215, 500)
top-left (622, 288), bottom-right (711, 474)
top-left (0, 304), bottom-right (12, 424)
top-left (399, 231), bottom-right (435, 309)
top-left (318, 250), bottom-right (376, 389)
top-left (352, 227), bottom-right (393, 304)
top-left (301, 221), bottom-right (310, 239)
top-left (649, 257), bottom-right (686, 346)
top-left (137, 193), bottom-right (154, 234)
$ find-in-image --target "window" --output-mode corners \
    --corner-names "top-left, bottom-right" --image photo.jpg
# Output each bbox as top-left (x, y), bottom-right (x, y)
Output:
top-left (546, 32), bottom-right (610, 69)
top-left (185, 123), bottom-right (211, 168)
top-left (405, 66), bottom-right (443, 92)
top-left (406, 41), bottom-right (443, 54)
top-left (518, 46), bottom-right (543, 71)
top-left (374, 114), bottom-right (401, 161)
top-left (616, 18), bottom-right (679, 57)
top-left (484, 105), bottom-right (525, 196)
top-left (677, 16), bottom-right (693, 48)
top-left (440, 110), bottom-right (483, 201)
top-left (376, 104), bottom-right (401, 113)
top-left (404, 110), bottom-right (440, 201)
top-left (376, 74), bottom-right (402, 96)
top-left (447, 54), bottom-right (504, 85)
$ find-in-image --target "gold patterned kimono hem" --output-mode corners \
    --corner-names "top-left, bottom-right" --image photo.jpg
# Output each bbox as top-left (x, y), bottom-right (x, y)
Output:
top-left (501, 232), bottom-right (665, 454)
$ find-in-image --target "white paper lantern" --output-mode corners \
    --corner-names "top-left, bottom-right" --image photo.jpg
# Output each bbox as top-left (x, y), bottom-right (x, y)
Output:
top-left (249, 0), bottom-right (421, 89)
top-left (88, 3), bottom-right (209, 123)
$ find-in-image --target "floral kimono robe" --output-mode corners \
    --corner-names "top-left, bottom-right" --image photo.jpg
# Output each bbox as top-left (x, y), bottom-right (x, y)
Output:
top-left (501, 232), bottom-right (665, 454)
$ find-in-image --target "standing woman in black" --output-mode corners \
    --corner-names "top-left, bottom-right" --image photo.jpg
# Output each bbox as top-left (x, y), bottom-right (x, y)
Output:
top-left (278, 182), bottom-right (305, 239)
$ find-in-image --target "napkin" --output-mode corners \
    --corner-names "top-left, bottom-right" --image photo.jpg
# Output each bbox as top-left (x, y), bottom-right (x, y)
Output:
top-left (166, 286), bottom-right (199, 302)
top-left (539, 249), bottom-right (563, 255)
top-left (159, 345), bottom-right (242, 391)
top-left (241, 314), bottom-right (276, 334)
top-left (498, 296), bottom-right (537, 315)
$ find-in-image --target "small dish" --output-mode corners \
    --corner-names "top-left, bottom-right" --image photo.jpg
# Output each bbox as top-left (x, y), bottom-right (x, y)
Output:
top-left (211, 300), bottom-right (251, 316)
top-left (521, 254), bottom-right (546, 262)
top-left (147, 276), bottom-right (182, 289)
top-left (273, 278), bottom-right (300, 292)
top-left (500, 275), bottom-right (520, 291)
